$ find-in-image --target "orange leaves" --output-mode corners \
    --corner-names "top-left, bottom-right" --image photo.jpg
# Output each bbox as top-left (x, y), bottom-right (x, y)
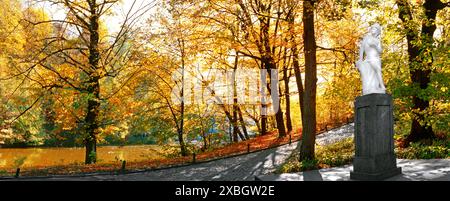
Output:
top-left (109, 97), bottom-right (122, 105)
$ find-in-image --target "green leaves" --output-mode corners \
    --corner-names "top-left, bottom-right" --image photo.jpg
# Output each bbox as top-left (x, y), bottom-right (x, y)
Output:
top-left (396, 140), bottom-right (450, 159)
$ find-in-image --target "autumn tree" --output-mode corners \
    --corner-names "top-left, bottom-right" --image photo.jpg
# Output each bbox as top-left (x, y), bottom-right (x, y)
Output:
top-left (299, 0), bottom-right (318, 161)
top-left (0, 0), bottom-right (27, 145)
top-left (395, 0), bottom-right (449, 145)
top-left (285, 0), bottom-right (305, 134)
top-left (0, 0), bottom-right (54, 146)
top-left (140, 1), bottom-right (203, 156)
top-left (198, 0), bottom-right (290, 137)
top-left (20, 0), bottom-right (153, 163)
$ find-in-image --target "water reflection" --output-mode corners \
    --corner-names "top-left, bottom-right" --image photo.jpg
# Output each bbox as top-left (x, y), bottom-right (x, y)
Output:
top-left (0, 145), bottom-right (163, 169)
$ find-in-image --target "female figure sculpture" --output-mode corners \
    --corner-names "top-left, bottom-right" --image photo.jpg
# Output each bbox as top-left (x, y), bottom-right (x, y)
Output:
top-left (356, 23), bottom-right (386, 95)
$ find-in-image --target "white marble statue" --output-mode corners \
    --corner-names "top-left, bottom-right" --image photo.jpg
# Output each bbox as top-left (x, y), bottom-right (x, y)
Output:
top-left (356, 23), bottom-right (386, 95)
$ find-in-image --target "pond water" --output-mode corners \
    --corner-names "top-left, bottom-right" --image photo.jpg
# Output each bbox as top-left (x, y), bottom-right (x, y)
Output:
top-left (0, 145), bottom-right (164, 169)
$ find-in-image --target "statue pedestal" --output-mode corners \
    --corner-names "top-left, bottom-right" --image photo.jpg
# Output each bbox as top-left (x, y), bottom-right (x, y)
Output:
top-left (350, 93), bottom-right (401, 180)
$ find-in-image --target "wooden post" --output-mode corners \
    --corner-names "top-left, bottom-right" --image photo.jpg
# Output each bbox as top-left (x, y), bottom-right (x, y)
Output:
top-left (325, 125), bottom-right (328, 131)
top-left (289, 135), bottom-right (292, 145)
top-left (121, 160), bottom-right (126, 174)
top-left (247, 144), bottom-right (250, 153)
top-left (193, 153), bottom-right (196, 163)
top-left (15, 168), bottom-right (20, 178)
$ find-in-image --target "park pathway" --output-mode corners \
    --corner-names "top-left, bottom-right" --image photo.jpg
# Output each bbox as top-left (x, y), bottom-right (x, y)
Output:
top-left (18, 124), bottom-right (355, 181)
top-left (256, 159), bottom-right (450, 181)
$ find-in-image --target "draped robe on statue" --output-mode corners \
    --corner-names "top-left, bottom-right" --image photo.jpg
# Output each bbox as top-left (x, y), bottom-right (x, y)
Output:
top-left (356, 24), bottom-right (386, 95)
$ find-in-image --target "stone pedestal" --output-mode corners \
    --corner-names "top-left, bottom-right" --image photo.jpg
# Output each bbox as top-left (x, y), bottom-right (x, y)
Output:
top-left (350, 93), bottom-right (401, 180)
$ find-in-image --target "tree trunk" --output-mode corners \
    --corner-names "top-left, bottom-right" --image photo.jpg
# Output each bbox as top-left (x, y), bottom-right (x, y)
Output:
top-left (232, 97), bottom-right (239, 142)
top-left (232, 106), bottom-right (239, 143)
top-left (201, 130), bottom-right (208, 151)
top-left (256, 8), bottom-right (286, 137)
top-left (406, 0), bottom-right (440, 143)
top-left (260, 70), bottom-right (268, 135)
top-left (178, 128), bottom-right (187, 156)
top-left (218, 104), bottom-right (244, 141)
top-left (395, 0), bottom-right (446, 145)
top-left (85, 3), bottom-right (101, 164)
top-left (284, 79), bottom-right (293, 133)
top-left (250, 105), bottom-right (262, 135)
top-left (232, 52), bottom-right (244, 142)
top-left (178, 38), bottom-right (187, 156)
top-left (299, 0), bottom-right (317, 161)
top-left (265, 71), bottom-right (286, 137)
top-left (84, 78), bottom-right (100, 164)
top-left (283, 49), bottom-right (293, 133)
top-left (262, 51), bottom-right (286, 138)
top-left (178, 89), bottom-right (187, 155)
top-left (287, 6), bottom-right (305, 128)
top-left (292, 47), bottom-right (305, 123)
top-left (238, 106), bottom-right (250, 140)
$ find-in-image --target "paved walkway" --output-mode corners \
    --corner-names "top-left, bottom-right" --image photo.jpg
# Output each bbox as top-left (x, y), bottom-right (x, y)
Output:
top-left (256, 159), bottom-right (450, 181)
top-left (17, 124), bottom-right (355, 181)
top-left (20, 142), bottom-right (300, 181)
